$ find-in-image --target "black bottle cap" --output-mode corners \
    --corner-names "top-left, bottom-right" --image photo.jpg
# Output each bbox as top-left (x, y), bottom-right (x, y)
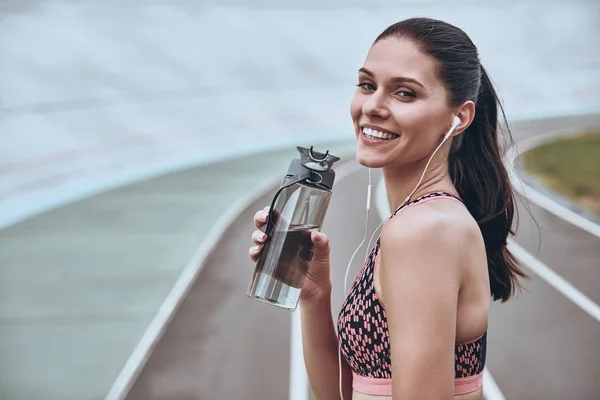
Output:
top-left (283, 146), bottom-right (340, 190)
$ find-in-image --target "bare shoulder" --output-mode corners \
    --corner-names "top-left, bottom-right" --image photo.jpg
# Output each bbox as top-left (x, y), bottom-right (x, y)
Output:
top-left (382, 198), bottom-right (480, 249)
top-left (379, 198), bottom-right (483, 280)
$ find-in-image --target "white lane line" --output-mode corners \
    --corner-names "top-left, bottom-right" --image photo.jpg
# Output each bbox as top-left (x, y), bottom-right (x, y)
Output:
top-left (105, 173), bottom-right (283, 400)
top-left (483, 371), bottom-right (507, 400)
top-left (507, 127), bottom-right (600, 322)
top-left (512, 179), bottom-right (600, 238)
top-left (507, 240), bottom-right (600, 322)
top-left (289, 160), bottom-right (365, 400)
top-left (290, 309), bottom-right (309, 400)
top-left (374, 175), bottom-right (390, 216)
top-left (508, 126), bottom-right (600, 321)
top-left (507, 126), bottom-right (600, 239)
top-left (374, 178), bottom-right (508, 400)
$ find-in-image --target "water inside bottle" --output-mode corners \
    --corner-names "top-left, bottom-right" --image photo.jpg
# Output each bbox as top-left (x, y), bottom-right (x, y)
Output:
top-left (248, 224), bottom-right (319, 310)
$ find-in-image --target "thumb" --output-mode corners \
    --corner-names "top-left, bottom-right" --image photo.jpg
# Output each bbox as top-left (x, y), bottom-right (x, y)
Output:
top-left (311, 231), bottom-right (330, 263)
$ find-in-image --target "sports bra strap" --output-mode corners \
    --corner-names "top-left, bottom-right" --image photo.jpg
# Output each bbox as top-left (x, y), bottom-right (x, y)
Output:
top-left (391, 191), bottom-right (463, 216)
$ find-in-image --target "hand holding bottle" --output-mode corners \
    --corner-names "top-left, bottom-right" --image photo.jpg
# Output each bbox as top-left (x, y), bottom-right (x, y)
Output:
top-left (246, 146), bottom-right (339, 310)
top-left (249, 206), bottom-right (333, 303)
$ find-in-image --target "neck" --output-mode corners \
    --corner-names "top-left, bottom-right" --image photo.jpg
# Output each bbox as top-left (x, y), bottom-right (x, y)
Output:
top-left (382, 155), bottom-right (456, 213)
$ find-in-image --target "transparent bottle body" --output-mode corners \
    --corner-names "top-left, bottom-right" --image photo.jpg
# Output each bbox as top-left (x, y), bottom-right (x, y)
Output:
top-left (248, 181), bottom-right (332, 311)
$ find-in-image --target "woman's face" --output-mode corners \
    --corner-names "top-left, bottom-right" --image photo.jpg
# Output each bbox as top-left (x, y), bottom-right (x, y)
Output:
top-left (350, 37), bottom-right (456, 169)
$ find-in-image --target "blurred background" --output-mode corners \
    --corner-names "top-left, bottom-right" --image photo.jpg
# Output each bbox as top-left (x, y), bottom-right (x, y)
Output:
top-left (0, 0), bottom-right (599, 399)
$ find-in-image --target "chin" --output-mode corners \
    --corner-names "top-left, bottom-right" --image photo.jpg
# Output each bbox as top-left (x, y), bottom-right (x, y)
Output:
top-left (356, 148), bottom-right (387, 168)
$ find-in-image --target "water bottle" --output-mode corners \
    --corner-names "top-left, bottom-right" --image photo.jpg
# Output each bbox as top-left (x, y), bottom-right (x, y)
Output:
top-left (247, 146), bottom-right (340, 311)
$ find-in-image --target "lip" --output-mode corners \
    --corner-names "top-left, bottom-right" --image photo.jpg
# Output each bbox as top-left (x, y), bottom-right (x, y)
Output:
top-left (359, 125), bottom-right (401, 146)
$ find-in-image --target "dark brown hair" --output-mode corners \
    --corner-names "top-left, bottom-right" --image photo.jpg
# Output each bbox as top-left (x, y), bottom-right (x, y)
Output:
top-left (375, 17), bottom-right (527, 302)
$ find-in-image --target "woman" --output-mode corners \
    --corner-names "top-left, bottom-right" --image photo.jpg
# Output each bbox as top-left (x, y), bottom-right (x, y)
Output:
top-left (249, 17), bottom-right (526, 400)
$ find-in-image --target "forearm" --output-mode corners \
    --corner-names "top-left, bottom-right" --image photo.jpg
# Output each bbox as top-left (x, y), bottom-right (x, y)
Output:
top-left (300, 294), bottom-right (353, 400)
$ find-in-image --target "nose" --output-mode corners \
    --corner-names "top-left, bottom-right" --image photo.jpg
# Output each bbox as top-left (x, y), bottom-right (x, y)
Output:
top-left (362, 91), bottom-right (390, 120)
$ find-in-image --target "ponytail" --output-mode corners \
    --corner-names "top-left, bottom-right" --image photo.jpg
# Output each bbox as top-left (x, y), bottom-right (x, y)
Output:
top-left (448, 65), bottom-right (528, 302)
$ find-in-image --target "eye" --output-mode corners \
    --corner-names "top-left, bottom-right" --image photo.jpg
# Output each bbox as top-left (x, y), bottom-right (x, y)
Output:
top-left (396, 90), bottom-right (416, 98)
top-left (356, 82), bottom-right (376, 91)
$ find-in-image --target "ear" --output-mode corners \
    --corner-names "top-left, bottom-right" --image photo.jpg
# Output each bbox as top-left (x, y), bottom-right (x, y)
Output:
top-left (452, 100), bottom-right (476, 136)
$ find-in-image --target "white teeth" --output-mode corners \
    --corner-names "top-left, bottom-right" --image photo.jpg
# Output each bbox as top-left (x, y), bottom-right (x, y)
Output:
top-left (363, 127), bottom-right (398, 140)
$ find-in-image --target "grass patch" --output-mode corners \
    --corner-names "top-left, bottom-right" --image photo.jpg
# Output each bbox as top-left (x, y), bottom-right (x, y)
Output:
top-left (523, 131), bottom-right (600, 214)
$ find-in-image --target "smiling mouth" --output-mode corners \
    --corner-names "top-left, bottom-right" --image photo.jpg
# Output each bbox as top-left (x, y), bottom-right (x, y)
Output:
top-left (362, 127), bottom-right (400, 141)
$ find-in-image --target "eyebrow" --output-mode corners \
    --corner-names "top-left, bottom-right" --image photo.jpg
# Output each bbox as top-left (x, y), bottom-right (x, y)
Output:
top-left (358, 67), bottom-right (425, 89)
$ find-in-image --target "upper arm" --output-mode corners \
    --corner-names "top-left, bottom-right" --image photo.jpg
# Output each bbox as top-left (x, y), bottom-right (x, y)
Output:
top-left (379, 210), bottom-right (464, 400)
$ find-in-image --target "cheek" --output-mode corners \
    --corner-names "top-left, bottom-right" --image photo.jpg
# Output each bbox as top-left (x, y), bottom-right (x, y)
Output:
top-left (389, 105), bottom-right (449, 158)
top-left (391, 102), bottom-right (431, 128)
top-left (392, 102), bottom-right (447, 139)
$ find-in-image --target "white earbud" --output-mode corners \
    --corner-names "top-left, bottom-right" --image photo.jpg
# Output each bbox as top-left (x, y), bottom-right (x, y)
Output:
top-left (453, 115), bottom-right (461, 127)
top-left (444, 116), bottom-right (461, 141)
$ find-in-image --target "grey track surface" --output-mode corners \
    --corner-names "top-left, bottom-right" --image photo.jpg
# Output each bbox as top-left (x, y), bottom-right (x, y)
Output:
top-left (125, 191), bottom-right (294, 400)
top-left (2, 0), bottom-right (600, 399)
top-left (129, 116), bottom-right (600, 400)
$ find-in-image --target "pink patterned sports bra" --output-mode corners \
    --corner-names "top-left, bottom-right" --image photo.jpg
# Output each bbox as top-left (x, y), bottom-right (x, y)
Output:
top-left (337, 192), bottom-right (487, 397)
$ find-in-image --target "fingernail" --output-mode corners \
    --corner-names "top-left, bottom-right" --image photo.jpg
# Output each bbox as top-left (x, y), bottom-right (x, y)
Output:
top-left (260, 212), bottom-right (268, 221)
top-left (260, 233), bottom-right (267, 241)
top-left (252, 245), bottom-right (259, 251)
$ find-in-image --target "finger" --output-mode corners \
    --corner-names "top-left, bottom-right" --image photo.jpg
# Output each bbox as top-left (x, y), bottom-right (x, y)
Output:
top-left (253, 209), bottom-right (269, 228)
top-left (249, 245), bottom-right (262, 262)
top-left (252, 230), bottom-right (267, 245)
